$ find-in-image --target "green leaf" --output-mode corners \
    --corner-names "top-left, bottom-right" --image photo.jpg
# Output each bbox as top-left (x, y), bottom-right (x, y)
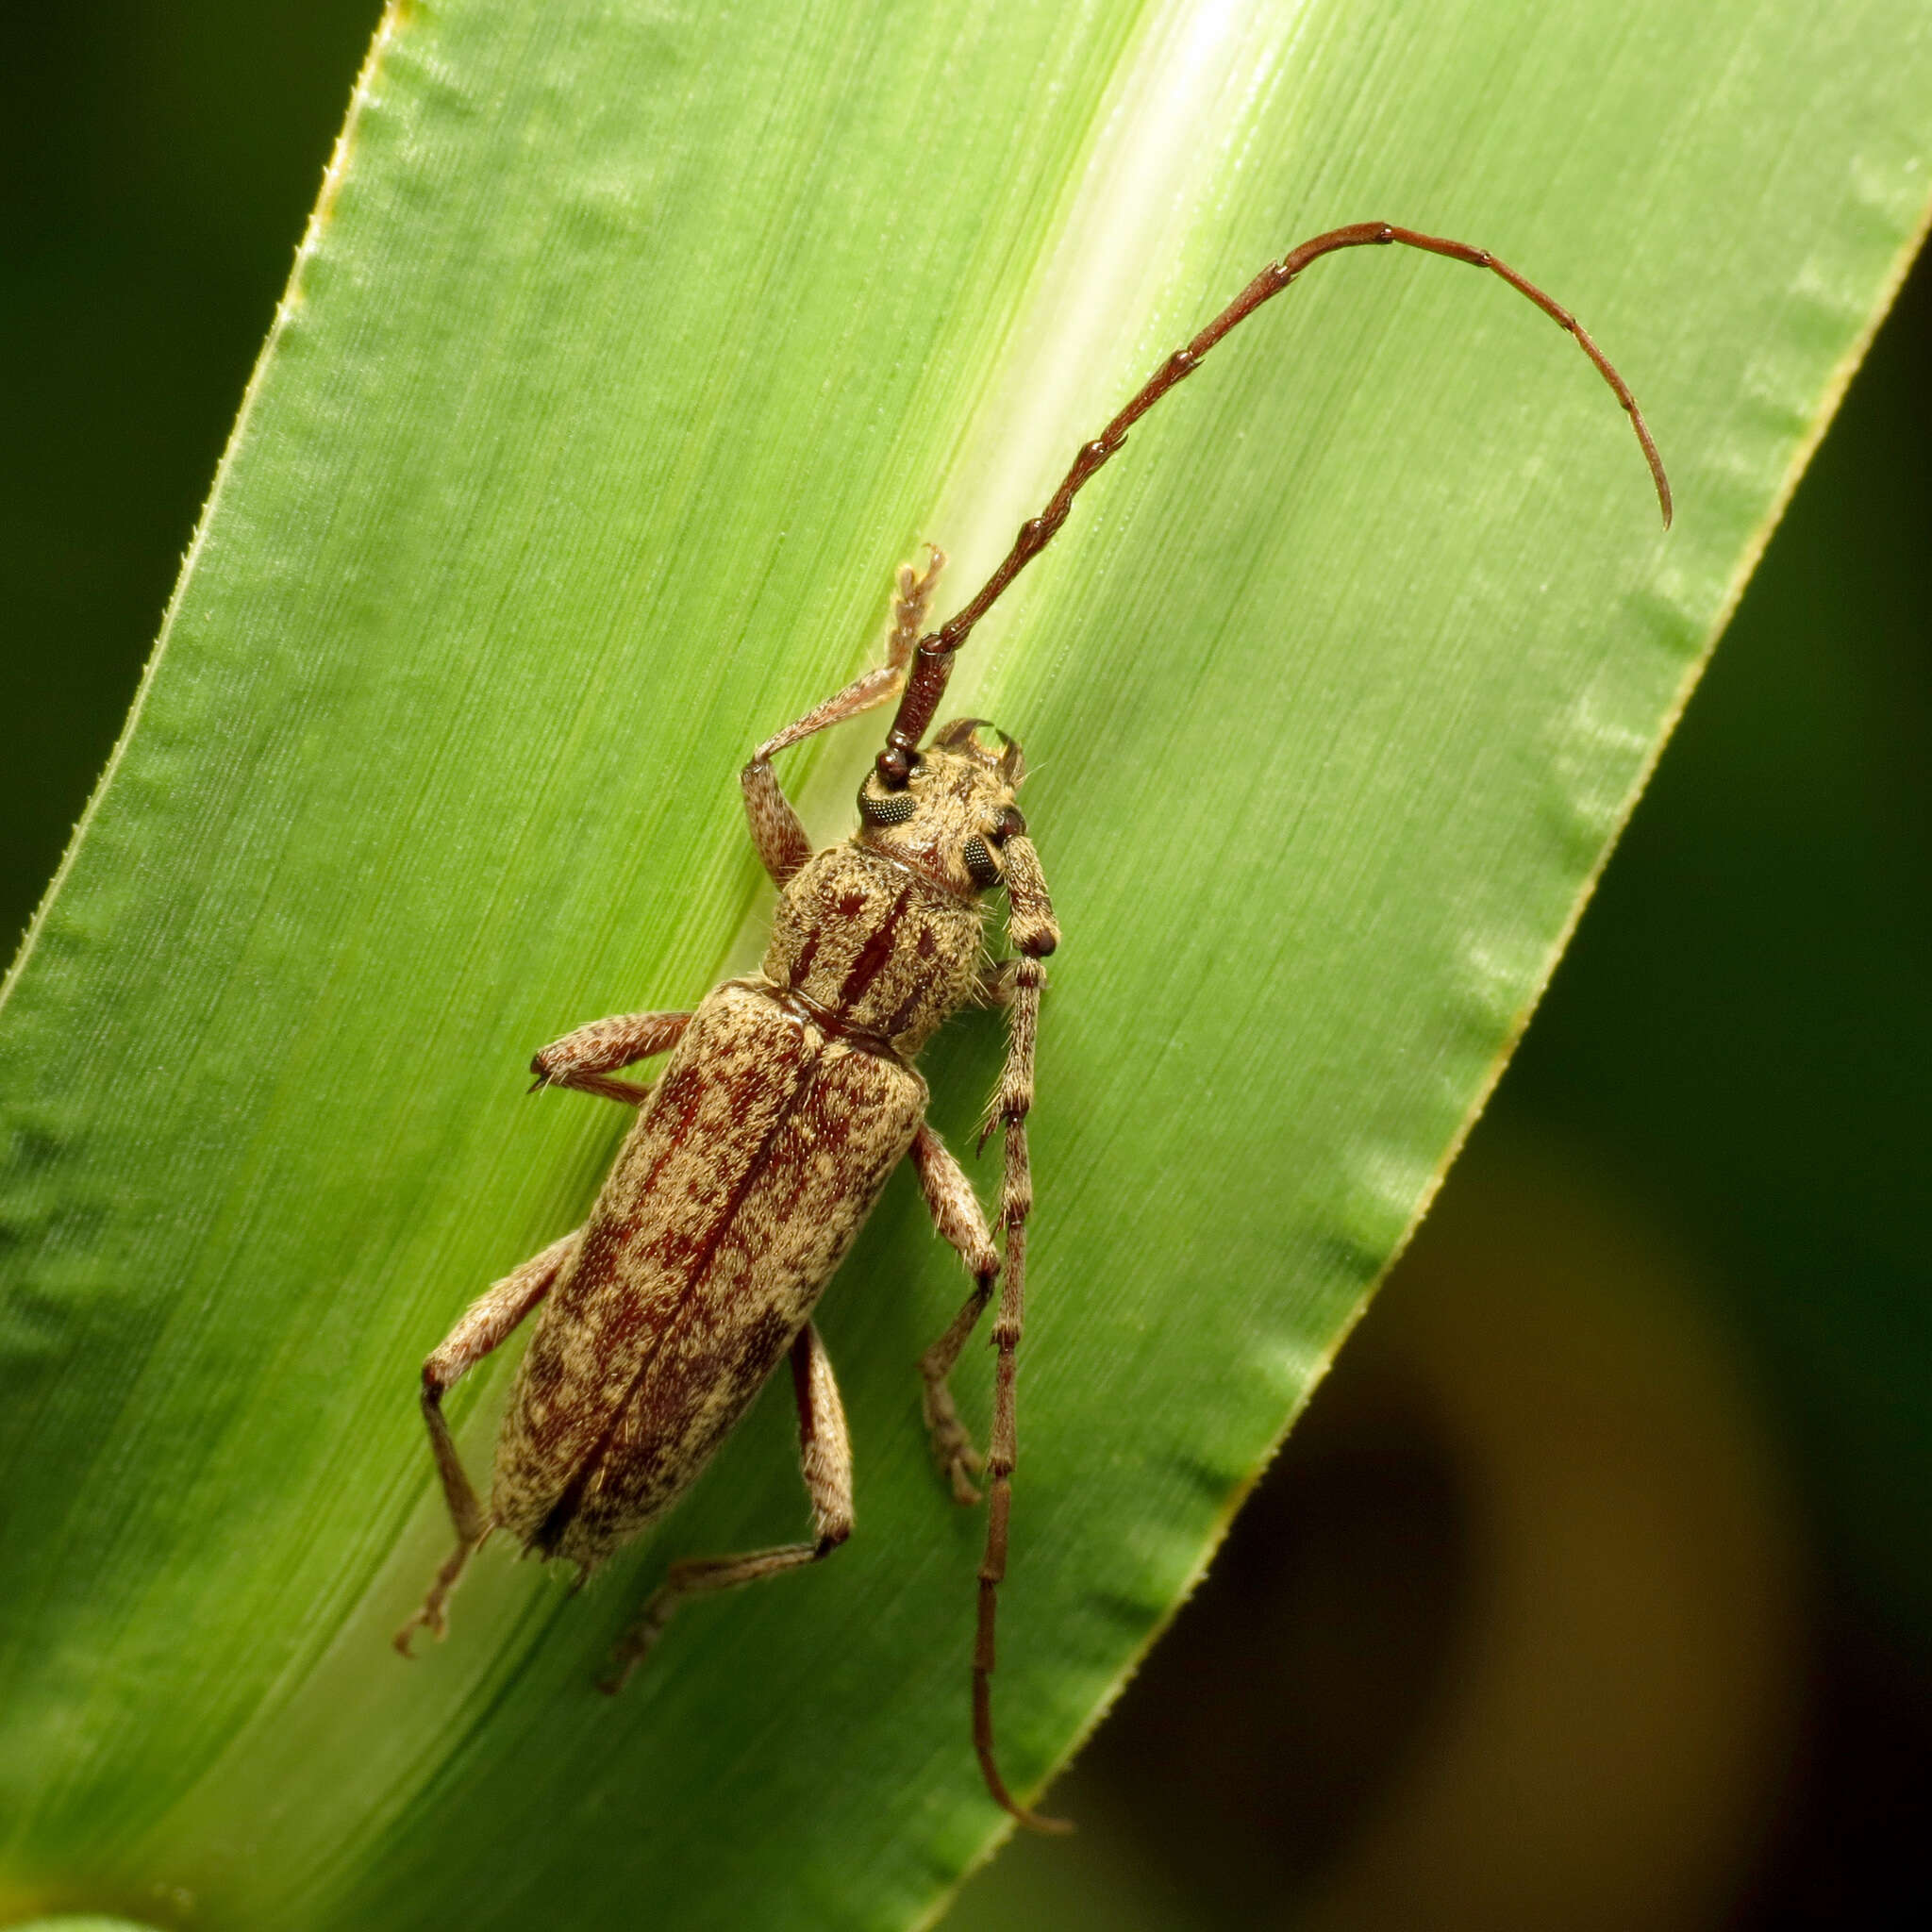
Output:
top-left (2, 1), bottom-right (1926, 1925)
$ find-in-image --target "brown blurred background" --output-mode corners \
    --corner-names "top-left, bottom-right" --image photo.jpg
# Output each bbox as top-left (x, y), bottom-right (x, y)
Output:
top-left (6, 8), bottom-right (1928, 1926)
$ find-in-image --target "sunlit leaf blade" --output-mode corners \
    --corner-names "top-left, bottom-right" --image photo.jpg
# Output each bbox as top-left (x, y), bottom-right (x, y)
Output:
top-left (2, 0), bottom-right (1927, 1925)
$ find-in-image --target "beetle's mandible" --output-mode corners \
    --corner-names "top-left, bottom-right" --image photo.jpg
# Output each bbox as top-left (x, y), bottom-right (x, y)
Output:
top-left (394, 221), bottom-right (1669, 1833)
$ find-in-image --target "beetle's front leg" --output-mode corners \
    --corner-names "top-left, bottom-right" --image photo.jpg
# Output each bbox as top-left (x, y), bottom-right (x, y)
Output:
top-left (909, 1123), bottom-right (1001, 1505)
top-left (740, 547), bottom-right (944, 885)
top-left (528, 1009), bottom-right (692, 1105)
top-left (599, 1320), bottom-right (855, 1691)
top-left (395, 1226), bottom-right (579, 1654)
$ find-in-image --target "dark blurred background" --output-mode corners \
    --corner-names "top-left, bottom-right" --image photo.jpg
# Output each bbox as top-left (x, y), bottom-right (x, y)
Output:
top-left (6, 8), bottom-right (1927, 1926)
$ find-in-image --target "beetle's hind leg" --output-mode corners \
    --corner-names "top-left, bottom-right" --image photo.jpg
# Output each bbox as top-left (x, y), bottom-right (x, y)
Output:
top-left (395, 1227), bottom-right (579, 1654)
top-left (600, 1320), bottom-right (855, 1691)
top-left (741, 546), bottom-right (945, 886)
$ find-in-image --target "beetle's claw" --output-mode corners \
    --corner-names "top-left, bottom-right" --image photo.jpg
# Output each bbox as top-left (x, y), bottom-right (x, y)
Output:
top-left (391, 1604), bottom-right (444, 1657)
top-left (598, 1641), bottom-right (651, 1697)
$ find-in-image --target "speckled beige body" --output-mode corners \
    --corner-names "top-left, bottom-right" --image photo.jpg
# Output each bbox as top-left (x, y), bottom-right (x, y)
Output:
top-left (491, 977), bottom-right (926, 1568)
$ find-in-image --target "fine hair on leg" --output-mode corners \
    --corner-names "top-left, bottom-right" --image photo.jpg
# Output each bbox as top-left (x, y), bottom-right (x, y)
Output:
top-left (528, 1008), bottom-right (693, 1104)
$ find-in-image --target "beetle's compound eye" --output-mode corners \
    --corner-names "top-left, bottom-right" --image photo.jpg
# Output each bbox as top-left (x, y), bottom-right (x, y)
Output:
top-left (961, 836), bottom-right (1001, 891)
top-left (858, 784), bottom-right (918, 828)
top-left (989, 806), bottom-right (1026, 847)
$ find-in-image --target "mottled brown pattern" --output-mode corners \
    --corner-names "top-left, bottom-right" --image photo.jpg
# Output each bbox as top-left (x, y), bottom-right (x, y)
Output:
top-left (767, 842), bottom-right (984, 1054)
top-left (490, 981), bottom-right (925, 1571)
top-left (835, 881), bottom-right (912, 1008)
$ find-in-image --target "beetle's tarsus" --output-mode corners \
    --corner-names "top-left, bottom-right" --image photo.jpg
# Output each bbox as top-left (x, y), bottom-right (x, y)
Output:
top-left (391, 1603), bottom-right (444, 1657)
top-left (924, 1416), bottom-right (987, 1504)
top-left (921, 1375), bottom-right (987, 1505)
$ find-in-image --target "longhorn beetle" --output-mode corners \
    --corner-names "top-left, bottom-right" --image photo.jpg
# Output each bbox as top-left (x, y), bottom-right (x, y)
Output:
top-left (394, 222), bottom-right (1671, 1832)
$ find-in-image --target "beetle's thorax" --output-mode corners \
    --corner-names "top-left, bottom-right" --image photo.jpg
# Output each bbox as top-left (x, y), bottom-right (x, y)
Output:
top-left (759, 735), bottom-right (1023, 1054)
top-left (761, 844), bottom-right (983, 1055)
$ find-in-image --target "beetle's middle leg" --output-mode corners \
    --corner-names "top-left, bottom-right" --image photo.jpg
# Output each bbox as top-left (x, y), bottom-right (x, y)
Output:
top-left (394, 1226), bottom-right (579, 1655)
top-left (599, 1319), bottom-right (855, 1692)
top-left (741, 546), bottom-right (944, 885)
top-left (528, 1009), bottom-right (692, 1105)
top-left (910, 1122), bottom-right (1001, 1505)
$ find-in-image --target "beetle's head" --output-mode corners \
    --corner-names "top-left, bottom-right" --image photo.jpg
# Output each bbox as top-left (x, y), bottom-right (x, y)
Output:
top-left (856, 718), bottom-right (1057, 954)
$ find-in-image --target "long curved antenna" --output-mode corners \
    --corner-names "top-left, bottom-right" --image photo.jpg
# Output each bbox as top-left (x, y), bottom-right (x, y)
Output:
top-left (876, 221), bottom-right (1673, 784)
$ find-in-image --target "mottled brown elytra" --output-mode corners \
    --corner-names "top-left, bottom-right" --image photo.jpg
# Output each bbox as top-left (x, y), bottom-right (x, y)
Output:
top-left (395, 222), bottom-right (1669, 1833)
